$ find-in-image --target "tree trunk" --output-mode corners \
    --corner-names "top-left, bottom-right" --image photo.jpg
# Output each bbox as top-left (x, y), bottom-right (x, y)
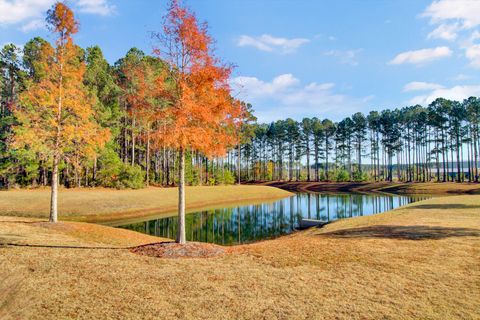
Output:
top-left (205, 157), bottom-right (209, 184)
top-left (92, 156), bottom-right (97, 185)
top-left (474, 126), bottom-right (478, 182)
top-left (146, 131), bottom-right (150, 186)
top-left (456, 133), bottom-right (461, 182)
top-left (50, 155), bottom-right (59, 223)
top-left (51, 46), bottom-right (63, 221)
top-left (237, 144), bottom-right (241, 184)
top-left (325, 137), bottom-right (329, 181)
top-left (123, 101), bottom-right (128, 163)
top-left (441, 128), bottom-right (446, 182)
top-left (358, 139), bottom-right (362, 174)
top-left (314, 142), bottom-right (319, 181)
top-left (176, 148), bottom-right (186, 244)
top-left (131, 117), bottom-right (136, 166)
top-left (306, 143), bottom-right (310, 182)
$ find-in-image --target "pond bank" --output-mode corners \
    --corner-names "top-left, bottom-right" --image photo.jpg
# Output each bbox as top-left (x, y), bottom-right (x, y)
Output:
top-left (0, 185), bottom-right (292, 224)
top-left (256, 181), bottom-right (480, 194)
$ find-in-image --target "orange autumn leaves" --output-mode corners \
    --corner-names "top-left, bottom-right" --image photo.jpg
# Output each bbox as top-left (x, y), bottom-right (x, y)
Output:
top-left (14, 0), bottom-right (245, 175)
top-left (14, 2), bottom-right (109, 163)
top-left (150, 0), bottom-right (246, 158)
top-left (15, 3), bottom-right (109, 159)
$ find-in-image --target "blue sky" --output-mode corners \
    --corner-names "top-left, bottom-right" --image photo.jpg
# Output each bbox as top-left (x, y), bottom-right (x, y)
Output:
top-left (2, 0), bottom-right (480, 122)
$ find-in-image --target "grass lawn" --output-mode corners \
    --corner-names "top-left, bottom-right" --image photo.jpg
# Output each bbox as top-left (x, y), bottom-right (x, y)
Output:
top-left (0, 185), bottom-right (292, 224)
top-left (1, 194), bottom-right (479, 319)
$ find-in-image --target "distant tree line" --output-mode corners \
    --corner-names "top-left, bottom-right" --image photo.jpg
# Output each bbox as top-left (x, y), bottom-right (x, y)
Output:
top-left (1, 42), bottom-right (479, 188)
top-left (238, 99), bottom-right (480, 183)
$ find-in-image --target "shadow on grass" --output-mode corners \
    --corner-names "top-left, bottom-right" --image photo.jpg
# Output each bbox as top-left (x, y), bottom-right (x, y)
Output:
top-left (0, 242), bottom-right (128, 249)
top-left (411, 204), bottom-right (480, 210)
top-left (0, 221), bottom-right (45, 224)
top-left (320, 225), bottom-right (480, 240)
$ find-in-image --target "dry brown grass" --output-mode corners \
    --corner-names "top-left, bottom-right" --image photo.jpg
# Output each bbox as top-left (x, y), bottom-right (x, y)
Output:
top-left (0, 195), bottom-right (479, 319)
top-left (0, 185), bottom-right (292, 224)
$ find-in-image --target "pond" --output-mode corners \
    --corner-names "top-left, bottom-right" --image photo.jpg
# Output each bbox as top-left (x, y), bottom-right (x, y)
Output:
top-left (118, 192), bottom-right (429, 246)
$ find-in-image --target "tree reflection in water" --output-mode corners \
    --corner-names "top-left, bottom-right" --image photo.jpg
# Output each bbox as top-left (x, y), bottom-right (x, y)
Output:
top-left (120, 193), bottom-right (428, 245)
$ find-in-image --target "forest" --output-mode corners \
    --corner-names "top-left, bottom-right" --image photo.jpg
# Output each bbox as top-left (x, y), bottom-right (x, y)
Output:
top-left (1, 29), bottom-right (479, 190)
top-left (1, 1), bottom-right (479, 318)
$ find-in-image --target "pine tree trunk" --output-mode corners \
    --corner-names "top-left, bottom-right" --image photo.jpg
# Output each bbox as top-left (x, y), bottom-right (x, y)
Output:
top-left (435, 129), bottom-right (440, 182)
top-left (205, 157), bottom-right (209, 184)
top-left (146, 132), bottom-right (150, 186)
top-left (92, 156), bottom-right (97, 185)
top-left (123, 101), bottom-right (128, 164)
top-left (306, 144), bottom-right (310, 182)
top-left (358, 138), bottom-right (362, 174)
top-left (474, 127), bottom-right (479, 182)
top-left (456, 133), bottom-right (461, 182)
top-left (237, 144), bottom-right (241, 184)
top-left (42, 164), bottom-right (48, 186)
top-left (176, 148), bottom-right (186, 244)
top-left (131, 117), bottom-right (136, 166)
top-left (325, 137), bottom-right (329, 181)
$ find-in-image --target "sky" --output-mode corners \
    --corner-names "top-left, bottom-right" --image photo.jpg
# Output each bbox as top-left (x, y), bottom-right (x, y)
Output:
top-left (2, 0), bottom-right (480, 122)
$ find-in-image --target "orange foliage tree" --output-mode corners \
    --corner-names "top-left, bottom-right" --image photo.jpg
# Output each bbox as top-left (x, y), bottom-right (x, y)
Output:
top-left (13, 2), bottom-right (109, 222)
top-left (152, 0), bottom-right (245, 243)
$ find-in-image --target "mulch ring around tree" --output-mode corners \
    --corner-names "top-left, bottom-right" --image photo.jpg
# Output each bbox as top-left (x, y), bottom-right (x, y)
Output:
top-left (130, 241), bottom-right (226, 259)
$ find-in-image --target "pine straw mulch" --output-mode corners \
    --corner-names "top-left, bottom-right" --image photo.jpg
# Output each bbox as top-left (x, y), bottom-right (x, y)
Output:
top-left (130, 241), bottom-right (227, 258)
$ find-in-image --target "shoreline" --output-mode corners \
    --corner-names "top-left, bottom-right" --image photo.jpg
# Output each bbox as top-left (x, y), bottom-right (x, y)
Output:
top-left (1, 181), bottom-right (477, 225)
top-left (254, 181), bottom-right (480, 195)
top-left (0, 185), bottom-right (293, 224)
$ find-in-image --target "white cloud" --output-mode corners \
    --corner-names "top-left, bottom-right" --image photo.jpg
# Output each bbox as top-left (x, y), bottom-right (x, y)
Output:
top-left (389, 46), bottom-right (452, 65)
top-left (231, 74), bottom-right (299, 97)
top-left (422, 1), bottom-right (480, 66)
top-left (470, 30), bottom-right (480, 42)
top-left (451, 73), bottom-right (471, 81)
top-left (409, 84), bottom-right (480, 105)
top-left (458, 31), bottom-right (480, 67)
top-left (422, 0), bottom-right (480, 29)
top-left (464, 43), bottom-right (480, 67)
top-left (324, 49), bottom-right (362, 66)
top-left (0, 0), bottom-right (54, 25)
top-left (0, 0), bottom-right (114, 32)
top-left (237, 34), bottom-right (309, 53)
top-left (231, 74), bottom-right (369, 122)
top-left (427, 23), bottom-right (461, 41)
top-left (77, 0), bottom-right (115, 16)
top-left (20, 18), bottom-right (44, 32)
top-left (403, 81), bottom-right (444, 92)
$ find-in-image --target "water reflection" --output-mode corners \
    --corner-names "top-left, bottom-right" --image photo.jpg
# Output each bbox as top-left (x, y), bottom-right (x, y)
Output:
top-left (119, 193), bottom-right (428, 246)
